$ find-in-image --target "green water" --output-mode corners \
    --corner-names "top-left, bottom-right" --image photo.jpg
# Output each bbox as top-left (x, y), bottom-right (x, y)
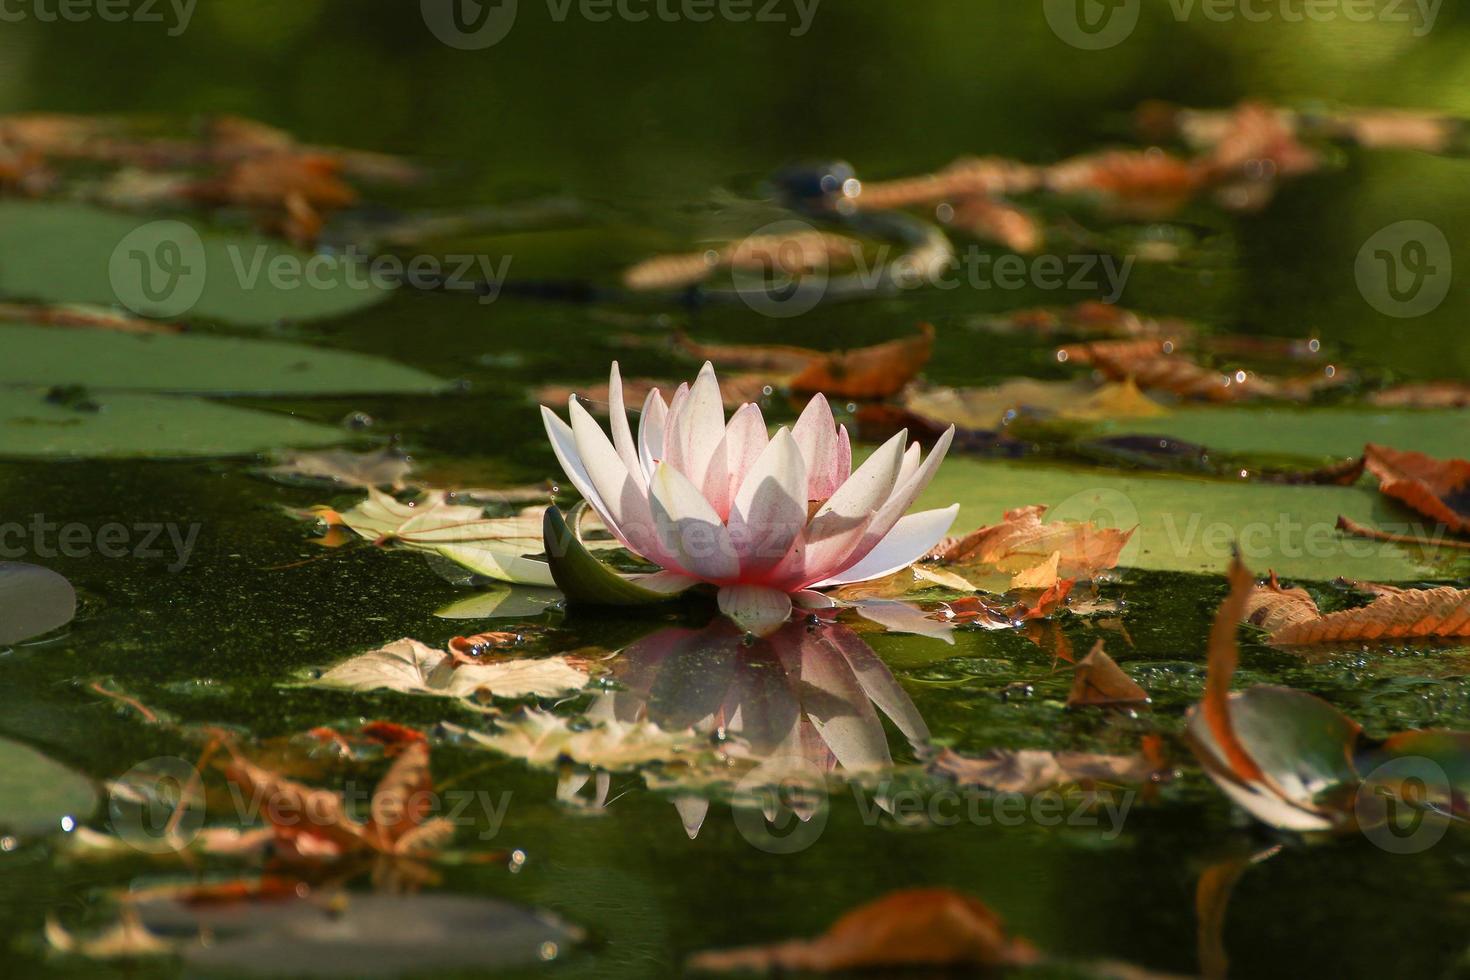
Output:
top-left (4, 2), bottom-right (1470, 976)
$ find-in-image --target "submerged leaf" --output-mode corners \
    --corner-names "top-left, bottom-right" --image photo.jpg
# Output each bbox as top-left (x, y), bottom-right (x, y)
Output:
top-left (1067, 640), bottom-right (1150, 709)
top-left (688, 887), bottom-right (1039, 973)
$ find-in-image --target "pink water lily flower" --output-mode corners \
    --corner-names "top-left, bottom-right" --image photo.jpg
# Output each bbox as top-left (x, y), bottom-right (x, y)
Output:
top-left (541, 362), bottom-right (958, 635)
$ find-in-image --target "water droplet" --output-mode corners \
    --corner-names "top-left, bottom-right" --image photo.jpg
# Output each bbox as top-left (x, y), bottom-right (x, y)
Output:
top-left (539, 942), bottom-right (560, 961)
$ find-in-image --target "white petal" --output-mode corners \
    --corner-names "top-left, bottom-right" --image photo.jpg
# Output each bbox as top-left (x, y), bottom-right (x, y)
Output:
top-left (648, 462), bottom-right (739, 581)
top-left (677, 362), bottom-right (726, 490)
top-left (717, 584), bottom-right (793, 636)
top-left (791, 393), bottom-right (841, 500)
top-left (772, 429), bottom-right (907, 588)
top-left (722, 403), bottom-right (769, 506)
top-left (810, 505), bottom-right (959, 588)
top-left (838, 426), bottom-right (955, 576)
top-left (727, 427), bottom-right (807, 578)
top-left (661, 382), bottom-right (691, 476)
top-left (607, 362), bottom-right (644, 491)
top-left (637, 388), bottom-right (668, 482)
top-left (568, 397), bottom-right (665, 562)
top-left (541, 406), bottom-right (611, 520)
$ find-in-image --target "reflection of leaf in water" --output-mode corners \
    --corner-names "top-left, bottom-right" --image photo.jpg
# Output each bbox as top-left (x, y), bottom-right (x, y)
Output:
top-left (0, 561), bottom-right (76, 644)
top-left (315, 638), bottom-right (591, 701)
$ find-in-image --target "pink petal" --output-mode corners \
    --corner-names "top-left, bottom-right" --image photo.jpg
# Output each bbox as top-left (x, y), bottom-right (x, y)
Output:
top-left (832, 426), bottom-right (955, 577)
top-left (835, 424), bottom-right (852, 484)
top-left (676, 362), bottom-right (726, 490)
top-left (726, 427), bottom-right (807, 578)
top-left (791, 393), bottom-right (841, 500)
top-left (661, 382), bottom-right (691, 476)
top-left (722, 403), bottom-right (769, 507)
top-left (771, 429), bottom-right (908, 589)
top-left (808, 504), bottom-right (960, 588)
top-left (637, 388), bottom-right (668, 482)
top-left (648, 461), bottom-right (739, 582)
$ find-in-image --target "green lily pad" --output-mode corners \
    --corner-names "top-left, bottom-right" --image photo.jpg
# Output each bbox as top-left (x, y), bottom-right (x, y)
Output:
top-left (0, 562), bottom-right (76, 644)
top-left (0, 323), bottom-right (444, 395)
top-left (0, 737), bottom-right (97, 839)
top-left (913, 457), bottom-right (1460, 581)
top-left (0, 201), bottom-right (388, 327)
top-left (1090, 406), bottom-right (1470, 461)
top-left (542, 506), bottom-right (685, 606)
top-left (0, 388), bottom-right (346, 458)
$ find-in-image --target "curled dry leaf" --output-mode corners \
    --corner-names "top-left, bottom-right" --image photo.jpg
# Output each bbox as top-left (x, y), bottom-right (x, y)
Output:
top-left (672, 322), bottom-right (934, 400)
top-left (1369, 382), bottom-right (1470, 409)
top-left (1075, 341), bottom-right (1348, 402)
top-left (929, 504), bottom-right (1134, 585)
top-left (943, 195), bottom-right (1042, 252)
top-left (1363, 443), bottom-right (1470, 535)
top-left (988, 301), bottom-right (1197, 343)
top-left (931, 745), bottom-right (1158, 795)
top-left (937, 578), bottom-right (1075, 627)
top-left (315, 638), bottom-right (591, 700)
top-left (1245, 572), bottom-right (1470, 646)
top-left (1334, 514), bottom-right (1470, 552)
top-left (687, 887), bottom-right (1040, 973)
top-left (1067, 640), bottom-right (1150, 709)
top-left (1043, 148), bottom-right (1207, 219)
top-left (622, 229), bottom-right (862, 291)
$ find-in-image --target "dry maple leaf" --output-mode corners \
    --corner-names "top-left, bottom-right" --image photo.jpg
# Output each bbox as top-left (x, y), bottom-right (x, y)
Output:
top-left (1362, 443), bottom-right (1470, 535)
top-left (1067, 640), bottom-right (1150, 709)
top-left (929, 504), bottom-right (1134, 583)
top-left (1244, 572), bottom-right (1470, 646)
top-left (687, 887), bottom-right (1040, 973)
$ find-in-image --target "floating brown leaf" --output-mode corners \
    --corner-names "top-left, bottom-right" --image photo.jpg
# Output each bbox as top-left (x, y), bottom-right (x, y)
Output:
top-left (1044, 148), bottom-right (1207, 219)
top-left (1363, 443), bottom-right (1470, 535)
top-left (1369, 382), bottom-right (1470, 409)
top-left (687, 887), bottom-right (1040, 973)
top-left (944, 195), bottom-right (1041, 252)
top-left (1245, 572), bottom-right (1470, 646)
top-left (1077, 341), bottom-right (1347, 402)
top-left (930, 504), bottom-right (1134, 584)
top-left (1334, 514), bottom-right (1470, 552)
top-left (623, 230), bottom-right (862, 291)
top-left (992, 301), bottom-right (1196, 342)
top-left (674, 322), bottom-right (934, 400)
top-left (1067, 640), bottom-right (1150, 709)
top-left (0, 301), bottom-right (183, 334)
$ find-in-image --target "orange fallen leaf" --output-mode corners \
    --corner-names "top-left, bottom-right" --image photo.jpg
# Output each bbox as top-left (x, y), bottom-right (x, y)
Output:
top-left (1244, 571), bottom-right (1470, 646)
top-left (1334, 514), bottom-right (1470, 551)
top-left (674, 322), bottom-right (934, 400)
top-left (622, 230), bottom-right (862, 292)
top-left (1201, 556), bottom-right (1265, 784)
top-left (687, 887), bottom-right (1040, 973)
top-left (929, 504), bottom-right (1134, 583)
top-left (1369, 382), bottom-right (1470, 409)
top-left (1067, 640), bottom-right (1150, 709)
top-left (944, 195), bottom-right (1042, 252)
top-left (1044, 148), bottom-right (1207, 219)
top-left (1363, 443), bottom-right (1470, 535)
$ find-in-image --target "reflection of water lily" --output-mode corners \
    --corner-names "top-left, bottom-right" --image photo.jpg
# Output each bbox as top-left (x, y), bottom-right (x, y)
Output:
top-left (579, 618), bottom-right (930, 838)
top-left (541, 362), bottom-right (958, 634)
